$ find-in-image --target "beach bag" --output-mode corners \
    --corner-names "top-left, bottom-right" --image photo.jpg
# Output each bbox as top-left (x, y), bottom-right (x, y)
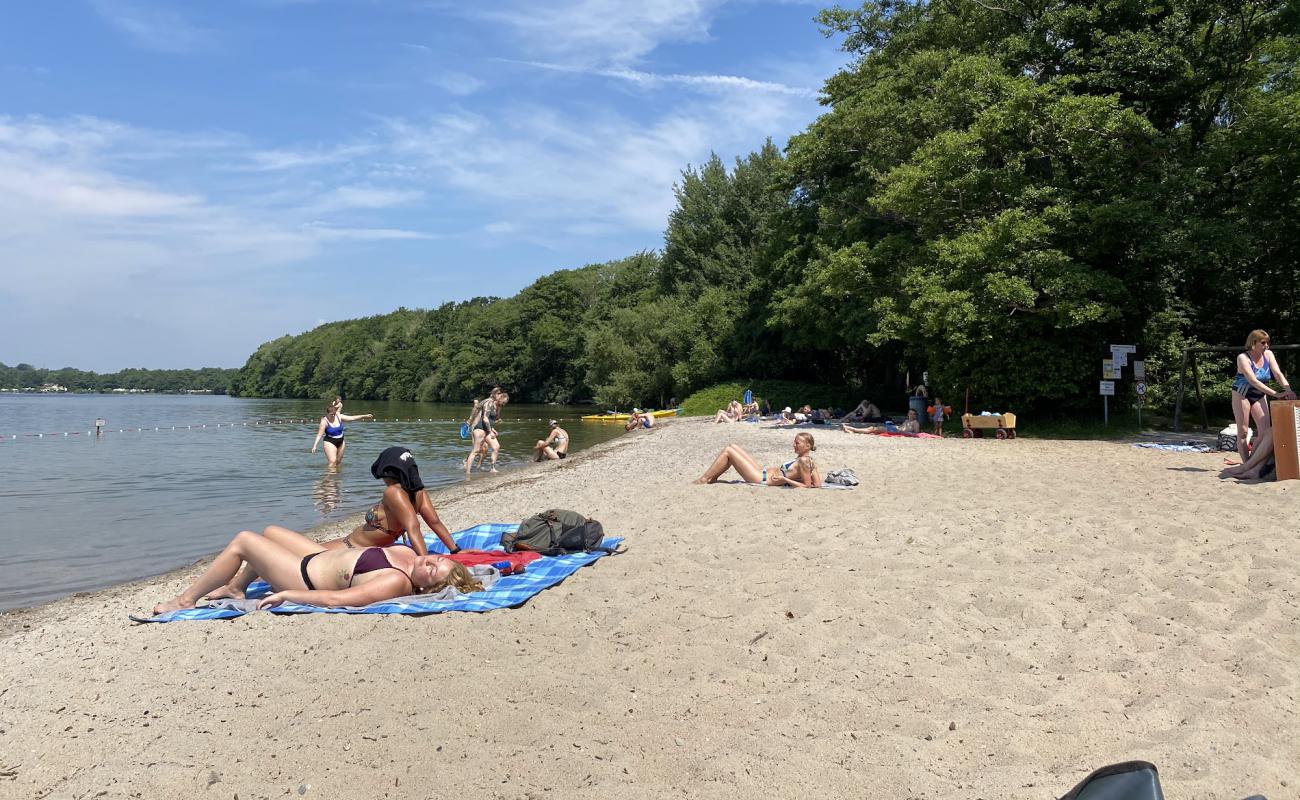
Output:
top-left (502, 509), bottom-right (616, 555)
top-left (1217, 425), bottom-right (1251, 452)
top-left (824, 468), bottom-right (859, 487)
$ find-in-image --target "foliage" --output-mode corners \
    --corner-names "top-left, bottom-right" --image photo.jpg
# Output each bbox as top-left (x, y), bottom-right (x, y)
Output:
top-left (0, 362), bottom-right (238, 393)
top-left (681, 380), bottom-right (859, 417)
top-left (226, 0), bottom-right (1300, 416)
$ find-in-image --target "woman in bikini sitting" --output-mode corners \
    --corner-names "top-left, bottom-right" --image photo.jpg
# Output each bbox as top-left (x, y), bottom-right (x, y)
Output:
top-left (694, 431), bottom-right (822, 487)
top-left (209, 447), bottom-right (461, 600)
top-left (151, 526), bottom-right (483, 615)
top-left (713, 400), bottom-right (743, 424)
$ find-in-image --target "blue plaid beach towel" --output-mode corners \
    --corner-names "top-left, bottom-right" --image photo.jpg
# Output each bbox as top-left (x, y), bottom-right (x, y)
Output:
top-left (1131, 442), bottom-right (1213, 453)
top-left (133, 523), bottom-right (622, 622)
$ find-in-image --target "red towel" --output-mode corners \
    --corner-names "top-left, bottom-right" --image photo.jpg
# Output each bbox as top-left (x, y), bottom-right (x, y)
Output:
top-left (446, 550), bottom-right (541, 570)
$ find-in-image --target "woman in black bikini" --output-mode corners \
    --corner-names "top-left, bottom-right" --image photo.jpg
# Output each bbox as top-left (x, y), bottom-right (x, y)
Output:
top-left (464, 389), bottom-right (509, 473)
top-left (151, 527), bottom-right (483, 615)
top-left (208, 447), bottom-right (461, 600)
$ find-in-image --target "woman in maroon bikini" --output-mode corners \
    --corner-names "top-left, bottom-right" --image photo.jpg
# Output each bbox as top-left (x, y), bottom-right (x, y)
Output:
top-left (151, 528), bottom-right (483, 615)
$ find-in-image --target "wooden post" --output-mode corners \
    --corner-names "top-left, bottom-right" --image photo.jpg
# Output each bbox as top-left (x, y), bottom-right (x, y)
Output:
top-left (1173, 349), bottom-right (1189, 432)
top-left (1191, 353), bottom-right (1208, 431)
top-left (1271, 400), bottom-right (1300, 480)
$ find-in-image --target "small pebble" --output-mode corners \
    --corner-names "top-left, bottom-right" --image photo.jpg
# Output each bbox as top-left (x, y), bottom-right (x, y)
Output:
top-left (949, 721), bottom-right (956, 731)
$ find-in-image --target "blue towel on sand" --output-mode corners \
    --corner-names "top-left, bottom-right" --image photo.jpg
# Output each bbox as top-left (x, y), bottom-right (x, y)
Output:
top-left (1131, 442), bottom-right (1212, 453)
top-left (133, 523), bottom-right (621, 623)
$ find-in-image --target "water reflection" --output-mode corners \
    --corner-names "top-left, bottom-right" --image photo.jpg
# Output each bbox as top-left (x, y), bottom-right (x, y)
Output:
top-left (313, 466), bottom-right (343, 516)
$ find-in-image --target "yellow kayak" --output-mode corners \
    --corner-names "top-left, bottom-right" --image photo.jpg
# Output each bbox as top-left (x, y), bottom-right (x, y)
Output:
top-left (581, 409), bottom-right (681, 422)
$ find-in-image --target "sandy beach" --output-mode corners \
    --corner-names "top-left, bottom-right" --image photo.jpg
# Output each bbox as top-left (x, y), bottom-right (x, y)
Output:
top-left (1, 418), bottom-right (1296, 799)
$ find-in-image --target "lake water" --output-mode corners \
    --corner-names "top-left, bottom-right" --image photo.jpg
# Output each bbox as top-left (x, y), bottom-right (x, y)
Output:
top-left (0, 394), bottom-right (629, 611)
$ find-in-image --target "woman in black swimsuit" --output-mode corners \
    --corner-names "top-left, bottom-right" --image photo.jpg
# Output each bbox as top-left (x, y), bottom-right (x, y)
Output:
top-left (151, 527), bottom-right (482, 615)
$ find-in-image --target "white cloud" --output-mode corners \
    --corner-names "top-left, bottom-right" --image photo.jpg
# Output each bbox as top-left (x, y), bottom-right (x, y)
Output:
top-left (472, 0), bottom-right (725, 67)
top-left (519, 60), bottom-right (815, 96)
top-left (428, 71), bottom-right (486, 96)
top-left (312, 185), bottom-right (425, 211)
top-left (379, 83), bottom-right (812, 236)
top-left (90, 0), bottom-right (216, 54)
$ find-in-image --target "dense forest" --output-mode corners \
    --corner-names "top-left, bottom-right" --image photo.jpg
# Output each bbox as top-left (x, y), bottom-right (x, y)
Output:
top-left (0, 362), bottom-right (239, 394)
top-left (233, 0), bottom-right (1299, 412)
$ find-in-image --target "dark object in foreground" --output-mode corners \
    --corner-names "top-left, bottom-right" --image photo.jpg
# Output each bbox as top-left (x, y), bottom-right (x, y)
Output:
top-left (1057, 761), bottom-right (1266, 800)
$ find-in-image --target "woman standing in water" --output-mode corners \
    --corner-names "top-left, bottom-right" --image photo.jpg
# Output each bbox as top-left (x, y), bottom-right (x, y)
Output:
top-left (464, 388), bottom-right (509, 473)
top-left (310, 397), bottom-right (373, 466)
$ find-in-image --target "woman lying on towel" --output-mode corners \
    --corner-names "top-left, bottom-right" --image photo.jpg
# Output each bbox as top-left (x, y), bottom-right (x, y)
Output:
top-left (842, 409), bottom-right (922, 435)
top-left (694, 432), bottom-right (822, 487)
top-left (151, 526), bottom-right (483, 615)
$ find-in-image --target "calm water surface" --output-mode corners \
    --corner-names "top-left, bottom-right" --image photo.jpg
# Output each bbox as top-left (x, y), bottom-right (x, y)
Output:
top-left (0, 394), bottom-right (628, 611)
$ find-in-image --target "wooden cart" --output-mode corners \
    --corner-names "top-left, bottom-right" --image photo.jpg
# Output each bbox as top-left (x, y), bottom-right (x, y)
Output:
top-left (961, 412), bottom-right (1017, 439)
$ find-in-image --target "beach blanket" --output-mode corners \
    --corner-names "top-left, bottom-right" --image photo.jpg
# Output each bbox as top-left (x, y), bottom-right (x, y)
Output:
top-left (872, 431), bottom-right (942, 439)
top-left (720, 480), bottom-right (855, 490)
top-left (1131, 442), bottom-right (1213, 453)
top-left (132, 524), bottom-right (621, 623)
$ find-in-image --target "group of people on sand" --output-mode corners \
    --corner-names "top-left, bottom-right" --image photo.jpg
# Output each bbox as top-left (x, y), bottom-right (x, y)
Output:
top-left (1224, 329), bottom-right (1294, 481)
top-left (154, 446), bottom-right (485, 616)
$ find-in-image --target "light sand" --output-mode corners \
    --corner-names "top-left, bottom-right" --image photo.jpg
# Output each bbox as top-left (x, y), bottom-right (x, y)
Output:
top-left (1, 419), bottom-right (1296, 799)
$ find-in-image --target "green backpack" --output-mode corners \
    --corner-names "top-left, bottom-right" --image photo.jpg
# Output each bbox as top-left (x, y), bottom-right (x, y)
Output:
top-left (501, 509), bottom-right (615, 555)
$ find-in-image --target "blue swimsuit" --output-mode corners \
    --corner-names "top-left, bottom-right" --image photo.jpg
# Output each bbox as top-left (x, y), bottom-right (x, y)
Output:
top-left (1232, 356), bottom-right (1272, 399)
top-left (323, 415), bottom-right (344, 445)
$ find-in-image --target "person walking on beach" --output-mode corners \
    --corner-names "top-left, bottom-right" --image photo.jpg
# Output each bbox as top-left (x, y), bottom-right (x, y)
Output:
top-left (533, 420), bottom-right (570, 461)
top-left (310, 397), bottom-right (373, 466)
top-left (151, 527), bottom-right (482, 616)
top-left (208, 447), bottom-right (462, 600)
top-left (464, 388), bottom-right (508, 473)
top-left (1230, 329), bottom-right (1294, 464)
top-left (694, 432), bottom-right (822, 488)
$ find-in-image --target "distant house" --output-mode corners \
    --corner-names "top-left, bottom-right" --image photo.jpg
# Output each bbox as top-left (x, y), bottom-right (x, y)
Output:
top-left (40, 383), bottom-right (68, 393)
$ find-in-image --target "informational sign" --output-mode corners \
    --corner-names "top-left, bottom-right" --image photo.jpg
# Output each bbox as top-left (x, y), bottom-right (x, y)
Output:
top-left (1133, 360), bottom-right (1146, 381)
top-left (1110, 344), bottom-right (1137, 354)
top-left (1135, 382), bottom-right (1147, 395)
top-left (1102, 359), bottom-right (1119, 379)
top-left (1113, 351), bottom-right (1128, 368)
top-left (1100, 381), bottom-right (1115, 396)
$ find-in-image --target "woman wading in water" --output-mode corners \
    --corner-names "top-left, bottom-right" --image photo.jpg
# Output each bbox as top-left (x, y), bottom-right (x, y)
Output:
top-left (310, 397), bottom-right (373, 466)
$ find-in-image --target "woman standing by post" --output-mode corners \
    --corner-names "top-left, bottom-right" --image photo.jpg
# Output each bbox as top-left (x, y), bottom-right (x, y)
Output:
top-left (311, 397), bottom-right (373, 466)
top-left (1230, 330), bottom-right (1294, 464)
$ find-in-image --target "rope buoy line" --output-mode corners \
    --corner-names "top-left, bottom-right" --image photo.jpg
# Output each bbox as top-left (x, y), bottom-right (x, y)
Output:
top-left (0, 418), bottom-right (570, 441)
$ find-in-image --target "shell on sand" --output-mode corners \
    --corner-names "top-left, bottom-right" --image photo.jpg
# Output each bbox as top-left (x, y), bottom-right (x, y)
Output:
top-left (0, 418), bottom-right (1294, 799)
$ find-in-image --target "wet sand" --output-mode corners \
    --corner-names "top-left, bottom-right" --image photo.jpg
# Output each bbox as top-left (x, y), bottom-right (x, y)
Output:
top-left (1, 418), bottom-right (1296, 799)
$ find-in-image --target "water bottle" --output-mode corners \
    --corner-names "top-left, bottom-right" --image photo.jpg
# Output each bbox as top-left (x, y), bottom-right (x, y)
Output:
top-left (493, 560), bottom-right (514, 576)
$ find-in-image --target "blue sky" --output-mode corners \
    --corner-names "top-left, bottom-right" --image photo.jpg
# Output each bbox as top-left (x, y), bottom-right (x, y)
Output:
top-left (0, 0), bottom-right (844, 371)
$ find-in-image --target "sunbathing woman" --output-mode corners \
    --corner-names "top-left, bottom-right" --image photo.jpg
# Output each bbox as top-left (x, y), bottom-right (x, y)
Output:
top-left (209, 446), bottom-right (460, 600)
top-left (694, 432), bottom-right (822, 487)
top-left (151, 527), bottom-right (483, 615)
top-left (842, 408), bottom-right (922, 435)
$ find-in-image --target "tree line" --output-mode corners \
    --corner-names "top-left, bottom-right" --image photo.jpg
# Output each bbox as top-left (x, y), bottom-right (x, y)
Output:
top-left (0, 363), bottom-right (240, 393)
top-left (232, 0), bottom-right (1297, 412)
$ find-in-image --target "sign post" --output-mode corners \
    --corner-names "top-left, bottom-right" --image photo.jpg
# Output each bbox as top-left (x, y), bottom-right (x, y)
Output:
top-left (1100, 380), bottom-right (1115, 426)
top-left (1135, 381), bottom-right (1146, 429)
